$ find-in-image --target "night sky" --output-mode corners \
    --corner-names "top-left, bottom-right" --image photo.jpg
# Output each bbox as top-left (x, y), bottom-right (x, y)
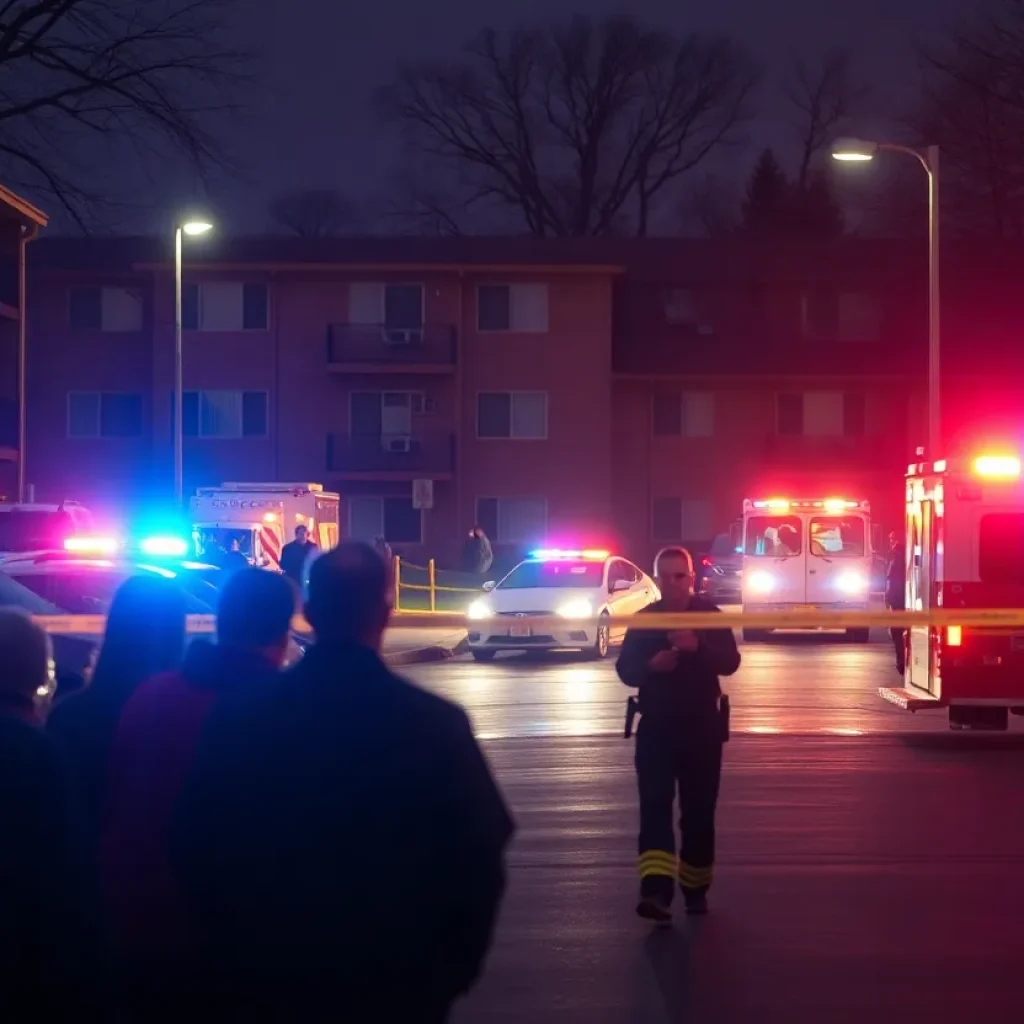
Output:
top-left (70, 0), bottom-right (970, 233)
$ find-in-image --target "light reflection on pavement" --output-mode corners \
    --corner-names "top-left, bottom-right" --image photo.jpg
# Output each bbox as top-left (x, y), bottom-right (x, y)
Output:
top-left (403, 632), bottom-right (1024, 740)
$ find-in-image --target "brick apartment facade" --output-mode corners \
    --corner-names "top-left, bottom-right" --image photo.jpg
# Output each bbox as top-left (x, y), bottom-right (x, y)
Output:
top-left (23, 235), bottom-right (1024, 568)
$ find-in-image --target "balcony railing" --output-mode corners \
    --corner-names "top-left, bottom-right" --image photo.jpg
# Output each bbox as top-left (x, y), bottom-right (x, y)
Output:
top-left (327, 432), bottom-right (455, 475)
top-left (327, 324), bottom-right (457, 366)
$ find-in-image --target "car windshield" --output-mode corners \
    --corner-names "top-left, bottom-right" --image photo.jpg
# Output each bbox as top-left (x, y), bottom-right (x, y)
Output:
top-left (47, 568), bottom-right (215, 616)
top-left (499, 560), bottom-right (603, 589)
top-left (709, 533), bottom-right (738, 556)
top-left (0, 570), bottom-right (62, 613)
top-left (0, 510), bottom-right (75, 552)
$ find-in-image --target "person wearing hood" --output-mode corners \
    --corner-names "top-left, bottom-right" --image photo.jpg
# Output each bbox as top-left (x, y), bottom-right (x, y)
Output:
top-left (47, 575), bottom-right (188, 842)
top-left (0, 609), bottom-right (109, 1018)
top-left (100, 567), bottom-right (294, 1011)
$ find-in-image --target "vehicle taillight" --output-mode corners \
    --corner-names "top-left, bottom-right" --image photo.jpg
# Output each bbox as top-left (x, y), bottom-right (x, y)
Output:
top-left (701, 556), bottom-right (712, 567)
top-left (946, 625), bottom-right (962, 647)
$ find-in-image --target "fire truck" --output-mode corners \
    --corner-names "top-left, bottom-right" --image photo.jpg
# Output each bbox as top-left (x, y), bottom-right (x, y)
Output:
top-left (880, 451), bottom-right (1024, 731)
top-left (190, 482), bottom-right (340, 570)
top-left (740, 496), bottom-right (879, 642)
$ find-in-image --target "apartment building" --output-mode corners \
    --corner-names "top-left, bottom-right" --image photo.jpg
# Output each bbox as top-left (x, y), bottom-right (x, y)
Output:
top-left (26, 236), bottom-right (1024, 565)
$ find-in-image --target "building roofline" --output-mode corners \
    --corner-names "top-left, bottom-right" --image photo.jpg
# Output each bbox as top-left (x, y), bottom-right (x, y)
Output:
top-left (0, 183), bottom-right (47, 229)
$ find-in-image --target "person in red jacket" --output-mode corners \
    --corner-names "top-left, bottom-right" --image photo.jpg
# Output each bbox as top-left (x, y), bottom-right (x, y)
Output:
top-left (100, 567), bottom-right (295, 1011)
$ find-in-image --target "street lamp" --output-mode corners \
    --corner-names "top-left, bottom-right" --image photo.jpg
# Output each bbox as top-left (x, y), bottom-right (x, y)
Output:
top-left (832, 138), bottom-right (941, 459)
top-left (174, 217), bottom-right (213, 504)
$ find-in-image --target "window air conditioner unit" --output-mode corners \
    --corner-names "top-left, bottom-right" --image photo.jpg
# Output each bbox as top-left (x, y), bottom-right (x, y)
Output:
top-left (384, 328), bottom-right (423, 345)
top-left (385, 436), bottom-right (412, 453)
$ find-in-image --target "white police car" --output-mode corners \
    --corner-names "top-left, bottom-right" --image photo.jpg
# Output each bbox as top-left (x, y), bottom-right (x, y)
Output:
top-left (465, 548), bottom-right (658, 661)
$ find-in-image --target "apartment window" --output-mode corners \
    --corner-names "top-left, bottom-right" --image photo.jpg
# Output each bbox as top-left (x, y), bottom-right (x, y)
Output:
top-left (69, 286), bottom-right (143, 332)
top-left (652, 392), bottom-right (714, 437)
top-left (776, 392), bottom-right (866, 437)
top-left (67, 391), bottom-right (143, 438)
top-left (476, 497), bottom-right (547, 544)
top-left (652, 497), bottom-right (715, 543)
top-left (477, 391), bottom-right (547, 439)
top-left (349, 391), bottom-right (428, 436)
top-left (348, 496), bottom-right (422, 544)
top-left (175, 390), bottom-right (269, 438)
top-left (182, 283), bottom-right (268, 331)
top-left (477, 284), bottom-right (549, 332)
top-left (802, 290), bottom-right (880, 341)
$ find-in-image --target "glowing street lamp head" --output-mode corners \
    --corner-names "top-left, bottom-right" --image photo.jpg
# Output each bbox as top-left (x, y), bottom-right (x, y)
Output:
top-left (831, 137), bottom-right (877, 162)
top-left (181, 219), bottom-right (213, 236)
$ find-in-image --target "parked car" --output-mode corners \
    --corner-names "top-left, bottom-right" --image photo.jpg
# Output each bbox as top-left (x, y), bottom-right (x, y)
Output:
top-left (697, 532), bottom-right (742, 605)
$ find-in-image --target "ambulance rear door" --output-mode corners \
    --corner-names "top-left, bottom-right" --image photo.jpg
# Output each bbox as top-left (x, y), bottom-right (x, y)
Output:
top-left (742, 509), bottom-right (807, 604)
top-left (805, 511), bottom-right (872, 605)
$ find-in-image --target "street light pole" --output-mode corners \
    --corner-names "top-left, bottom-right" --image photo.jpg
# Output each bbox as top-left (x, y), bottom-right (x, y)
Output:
top-left (173, 224), bottom-right (184, 505)
top-left (832, 139), bottom-right (942, 458)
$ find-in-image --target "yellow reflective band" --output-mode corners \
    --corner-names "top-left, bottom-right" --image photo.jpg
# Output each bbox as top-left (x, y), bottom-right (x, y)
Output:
top-left (677, 863), bottom-right (714, 886)
top-left (638, 850), bottom-right (677, 868)
top-left (639, 864), bottom-right (678, 880)
top-left (638, 850), bottom-right (678, 879)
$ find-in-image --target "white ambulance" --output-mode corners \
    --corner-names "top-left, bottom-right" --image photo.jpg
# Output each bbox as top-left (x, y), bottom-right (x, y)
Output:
top-left (190, 482), bottom-right (340, 570)
top-left (740, 497), bottom-right (878, 642)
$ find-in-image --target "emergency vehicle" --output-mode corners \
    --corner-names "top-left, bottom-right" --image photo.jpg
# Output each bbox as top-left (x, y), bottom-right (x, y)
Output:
top-left (880, 452), bottom-right (1024, 731)
top-left (740, 497), bottom-right (877, 642)
top-left (190, 482), bottom-right (340, 570)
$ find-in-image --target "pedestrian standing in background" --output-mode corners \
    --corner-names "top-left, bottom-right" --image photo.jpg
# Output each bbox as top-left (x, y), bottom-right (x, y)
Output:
top-left (885, 530), bottom-right (907, 674)
top-left (462, 524), bottom-right (494, 579)
top-left (101, 569), bottom-right (295, 1016)
top-left (173, 542), bottom-right (514, 1022)
top-left (0, 609), bottom-right (109, 1019)
top-left (48, 575), bottom-right (187, 843)
top-left (617, 546), bottom-right (740, 922)
top-left (280, 523), bottom-right (317, 587)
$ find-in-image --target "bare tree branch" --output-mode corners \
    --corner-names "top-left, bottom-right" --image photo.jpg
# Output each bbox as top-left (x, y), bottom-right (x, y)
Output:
top-left (0, 0), bottom-right (249, 226)
top-left (378, 15), bottom-right (758, 237)
top-left (267, 189), bottom-right (360, 237)
top-left (783, 48), bottom-right (867, 189)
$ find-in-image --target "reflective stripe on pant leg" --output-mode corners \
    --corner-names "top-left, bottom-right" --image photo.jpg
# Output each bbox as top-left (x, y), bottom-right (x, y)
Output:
top-left (676, 736), bottom-right (723, 894)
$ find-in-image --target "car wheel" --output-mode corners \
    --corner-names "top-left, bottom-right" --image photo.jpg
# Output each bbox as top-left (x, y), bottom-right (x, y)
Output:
top-left (743, 628), bottom-right (768, 642)
top-left (846, 628), bottom-right (870, 643)
top-left (471, 649), bottom-right (496, 662)
top-left (589, 617), bottom-right (611, 659)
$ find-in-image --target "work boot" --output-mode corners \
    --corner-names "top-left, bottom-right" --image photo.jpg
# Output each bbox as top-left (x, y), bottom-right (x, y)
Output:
top-left (636, 896), bottom-right (673, 926)
top-left (683, 891), bottom-right (708, 916)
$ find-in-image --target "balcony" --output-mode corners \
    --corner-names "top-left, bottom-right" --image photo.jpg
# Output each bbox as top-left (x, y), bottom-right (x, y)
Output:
top-left (762, 434), bottom-right (904, 471)
top-left (327, 324), bottom-right (457, 372)
top-left (327, 432), bottom-right (455, 478)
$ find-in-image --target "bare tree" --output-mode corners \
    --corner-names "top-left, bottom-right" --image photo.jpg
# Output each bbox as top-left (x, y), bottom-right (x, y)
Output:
top-left (783, 48), bottom-right (867, 189)
top-left (268, 189), bottom-right (360, 237)
top-left (379, 15), bottom-right (758, 237)
top-left (680, 173), bottom-right (739, 236)
top-left (0, 0), bottom-right (247, 227)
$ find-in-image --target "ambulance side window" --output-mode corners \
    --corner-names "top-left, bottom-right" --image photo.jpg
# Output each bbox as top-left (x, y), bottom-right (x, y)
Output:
top-left (979, 514), bottom-right (1024, 585)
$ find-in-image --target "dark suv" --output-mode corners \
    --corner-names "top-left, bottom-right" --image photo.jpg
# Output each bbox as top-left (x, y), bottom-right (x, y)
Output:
top-left (697, 532), bottom-right (742, 604)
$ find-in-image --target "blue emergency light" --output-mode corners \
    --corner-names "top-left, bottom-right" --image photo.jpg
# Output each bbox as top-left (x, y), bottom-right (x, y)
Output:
top-left (139, 536), bottom-right (189, 558)
top-left (529, 548), bottom-right (610, 561)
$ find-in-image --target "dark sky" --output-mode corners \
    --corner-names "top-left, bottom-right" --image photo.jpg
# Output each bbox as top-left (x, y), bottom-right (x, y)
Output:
top-left (101, 0), bottom-right (971, 233)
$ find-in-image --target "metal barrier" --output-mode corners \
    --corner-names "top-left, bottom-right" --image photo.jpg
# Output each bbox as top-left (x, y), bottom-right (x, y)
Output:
top-left (391, 557), bottom-right (481, 613)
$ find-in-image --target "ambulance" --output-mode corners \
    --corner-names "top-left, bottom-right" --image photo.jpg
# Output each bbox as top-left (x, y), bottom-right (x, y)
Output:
top-left (880, 451), bottom-right (1024, 731)
top-left (740, 496), bottom-right (877, 642)
top-left (190, 482), bottom-right (340, 570)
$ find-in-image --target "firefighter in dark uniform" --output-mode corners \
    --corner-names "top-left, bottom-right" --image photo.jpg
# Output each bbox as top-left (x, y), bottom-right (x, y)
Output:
top-left (885, 530), bottom-right (907, 674)
top-left (617, 546), bottom-right (741, 922)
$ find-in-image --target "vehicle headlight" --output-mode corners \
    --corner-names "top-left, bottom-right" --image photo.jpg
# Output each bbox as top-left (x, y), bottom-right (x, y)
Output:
top-left (557, 598), bottom-right (593, 620)
top-left (467, 599), bottom-right (493, 620)
top-left (745, 570), bottom-right (775, 594)
top-left (835, 572), bottom-right (868, 594)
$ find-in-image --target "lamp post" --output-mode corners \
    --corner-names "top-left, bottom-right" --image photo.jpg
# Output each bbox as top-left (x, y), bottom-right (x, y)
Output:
top-left (832, 138), bottom-right (940, 459)
top-left (173, 218), bottom-right (213, 504)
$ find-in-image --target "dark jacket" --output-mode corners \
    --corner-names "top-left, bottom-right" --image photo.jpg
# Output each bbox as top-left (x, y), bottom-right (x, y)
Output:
top-left (280, 539), bottom-right (316, 582)
top-left (461, 534), bottom-right (494, 575)
top-left (172, 642), bottom-right (514, 1022)
top-left (101, 640), bottom-right (280, 956)
top-left (616, 597), bottom-right (741, 729)
top-left (885, 545), bottom-right (906, 610)
top-left (0, 709), bottom-right (108, 1018)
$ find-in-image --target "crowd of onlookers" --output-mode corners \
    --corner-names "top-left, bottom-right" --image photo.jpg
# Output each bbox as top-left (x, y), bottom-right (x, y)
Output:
top-left (0, 541), bottom-right (514, 1022)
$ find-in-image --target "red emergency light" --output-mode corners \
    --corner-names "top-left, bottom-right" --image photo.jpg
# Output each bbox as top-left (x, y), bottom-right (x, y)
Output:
top-left (972, 455), bottom-right (1021, 479)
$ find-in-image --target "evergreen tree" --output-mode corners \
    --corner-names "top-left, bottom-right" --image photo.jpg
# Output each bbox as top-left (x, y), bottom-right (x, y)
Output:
top-left (739, 148), bottom-right (791, 236)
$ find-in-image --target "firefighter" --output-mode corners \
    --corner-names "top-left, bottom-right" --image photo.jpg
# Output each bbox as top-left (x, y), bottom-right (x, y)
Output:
top-left (617, 546), bottom-right (740, 922)
top-left (885, 530), bottom-right (907, 674)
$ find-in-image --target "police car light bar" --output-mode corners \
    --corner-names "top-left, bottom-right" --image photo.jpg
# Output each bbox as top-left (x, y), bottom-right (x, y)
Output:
top-left (973, 455), bottom-right (1021, 479)
top-left (530, 548), bottom-right (610, 561)
top-left (139, 536), bottom-right (189, 557)
top-left (64, 536), bottom-right (119, 555)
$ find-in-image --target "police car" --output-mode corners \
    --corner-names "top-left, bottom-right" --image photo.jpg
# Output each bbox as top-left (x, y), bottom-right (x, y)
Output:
top-left (465, 548), bottom-right (658, 661)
